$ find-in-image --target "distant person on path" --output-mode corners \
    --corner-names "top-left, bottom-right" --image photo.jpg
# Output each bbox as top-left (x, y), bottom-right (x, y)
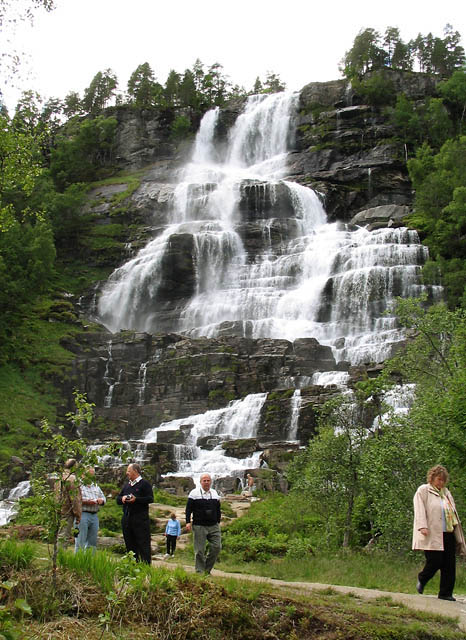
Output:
top-left (117, 463), bottom-right (154, 564)
top-left (413, 465), bottom-right (466, 601)
top-left (75, 467), bottom-right (106, 552)
top-left (57, 458), bottom-right (82, 548)
top-left (164, 512), bottom-right (181, 557)
top-left (185, 473), bottom-right (221, 574)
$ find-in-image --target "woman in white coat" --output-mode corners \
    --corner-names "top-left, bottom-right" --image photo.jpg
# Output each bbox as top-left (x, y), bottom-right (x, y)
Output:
top-left (413, 465), bottom-right (466, 601)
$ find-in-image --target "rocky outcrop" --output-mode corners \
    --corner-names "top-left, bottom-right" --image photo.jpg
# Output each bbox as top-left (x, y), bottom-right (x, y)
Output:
top-left (110, 105), bottom-right (176, 168)
top-left (287, 70), bottom-right (440, 221)
top-left (62, 330), bottom-right (339, 440)
top-left (350, 204), bottom-right (411, 230)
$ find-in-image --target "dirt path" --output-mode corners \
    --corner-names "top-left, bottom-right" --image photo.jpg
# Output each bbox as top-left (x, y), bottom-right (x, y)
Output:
top-left (152, 558), bottom-right (466, 632)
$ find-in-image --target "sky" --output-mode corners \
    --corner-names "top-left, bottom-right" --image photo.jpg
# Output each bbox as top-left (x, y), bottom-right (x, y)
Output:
top-left (2, 0), bottom-right (465, 112)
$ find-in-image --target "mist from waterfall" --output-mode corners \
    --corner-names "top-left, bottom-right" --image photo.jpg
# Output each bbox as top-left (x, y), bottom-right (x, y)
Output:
top-left (98, 92), bottom-right (437, 366)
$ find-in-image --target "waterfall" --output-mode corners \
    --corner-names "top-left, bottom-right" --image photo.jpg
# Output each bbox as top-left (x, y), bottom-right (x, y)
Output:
top-left (97, 91), bottom-right (436, 366)
top-left (103, 341), bottom-right (114, 408)
top-left (137, 362), bottom-right (148, 406)
top-left (140, 393), bottom-right (267, 482)
top-left (288, 390), bottom-right (301, 440)
top-left (0, 480), bottom-right (30, 526)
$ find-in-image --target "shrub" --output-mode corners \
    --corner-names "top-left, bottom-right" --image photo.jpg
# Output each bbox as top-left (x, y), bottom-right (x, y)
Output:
top-left (285, 537), bottom-right (315, 559)
top-left (222, 530), bottom-right (288, 562)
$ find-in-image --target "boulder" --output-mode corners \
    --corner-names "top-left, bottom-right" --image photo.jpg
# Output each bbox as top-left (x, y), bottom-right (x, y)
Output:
top-left (350, 204), bottom-right (410, 230)
top-left (259, 442), bottom-right (302, 473)
top-left (221, 438), bottom-right (258, 458)
top-left (158, 476), bottom-right (195, 495)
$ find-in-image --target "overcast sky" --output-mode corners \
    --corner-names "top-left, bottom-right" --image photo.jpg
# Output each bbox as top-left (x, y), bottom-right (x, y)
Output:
top-left (3, 0), bottom-right (465, 112)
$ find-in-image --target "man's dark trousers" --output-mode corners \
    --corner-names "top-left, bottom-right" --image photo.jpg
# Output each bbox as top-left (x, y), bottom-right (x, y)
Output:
top-left (122, 511), bottom-right (151, 564)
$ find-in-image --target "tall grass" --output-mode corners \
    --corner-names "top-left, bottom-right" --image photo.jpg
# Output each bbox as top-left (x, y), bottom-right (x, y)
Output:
top-left (57, 548), bottom-right (181, 594)
top-left (0, 539), bottom-right (36, 571)
top-left (58, 548), bottom-right (117, 592)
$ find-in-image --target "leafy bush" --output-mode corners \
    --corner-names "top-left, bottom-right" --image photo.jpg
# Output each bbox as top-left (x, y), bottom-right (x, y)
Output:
top-left (285, 537), bottom-right (315, 559)
top-left (170, 114), bottom-right (192, 141)
top-left (222, 530), bottom-right (288, 562)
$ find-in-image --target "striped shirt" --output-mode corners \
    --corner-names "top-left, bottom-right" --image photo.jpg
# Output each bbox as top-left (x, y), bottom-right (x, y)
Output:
top-left (81, 483), bottom-right (106, 513)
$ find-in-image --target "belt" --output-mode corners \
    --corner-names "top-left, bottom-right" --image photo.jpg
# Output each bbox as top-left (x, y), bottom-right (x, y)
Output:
top-left (82, 509), bottom-right (98, 513)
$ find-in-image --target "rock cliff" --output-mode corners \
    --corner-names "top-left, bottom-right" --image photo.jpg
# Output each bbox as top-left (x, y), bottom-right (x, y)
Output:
top-left (60, 71), bottom-right (438, 491)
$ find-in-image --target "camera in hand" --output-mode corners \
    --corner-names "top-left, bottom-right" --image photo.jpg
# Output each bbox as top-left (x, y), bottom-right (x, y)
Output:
top-left (126, 494), bottom-right (133, 501)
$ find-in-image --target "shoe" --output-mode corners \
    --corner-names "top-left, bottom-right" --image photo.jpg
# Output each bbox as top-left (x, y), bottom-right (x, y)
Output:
top-left (438, 595), bottom-right (456, 601)
top-left (416, 580), bottom-right (424, 594)
top-left (163, 553), bottom-right (170, 558)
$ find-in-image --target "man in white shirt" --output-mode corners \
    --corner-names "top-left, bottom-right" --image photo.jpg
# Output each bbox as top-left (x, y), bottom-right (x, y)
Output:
top-left (75, 467), bottom-right (106, 552)
top-left (185, 473), bottom-right (222, 574)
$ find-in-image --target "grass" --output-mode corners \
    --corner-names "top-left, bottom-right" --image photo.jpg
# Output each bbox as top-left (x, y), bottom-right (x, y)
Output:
top-left (216, 546), bottom-right (466, 596)
top-left (0, 538), bottom-right (36, 571)
top-left (0, 299), bottom-right (85, 482)
top-left (0, 540), bottom-right (464, 639)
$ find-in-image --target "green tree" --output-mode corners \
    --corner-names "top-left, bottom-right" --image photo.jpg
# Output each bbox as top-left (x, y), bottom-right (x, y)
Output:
top-left (409, 137), bottom-right (466, 241)
top-left (49, 115), bottom-right (117, 190)
top-left (439, 69), bottom-right (466, 134)
top-left (127, 62), bottom-right (163, 108)
top-left (252, 76), bottom-right (263, 94)
top-left (391, 94), bottom-right (422, 160)
top-left (386, 298), bottom-right (466, 503)
top-left (203, 62), bottom-right (230, 106)
top-left (407, 137), bottom-right (466, 307)
top-left (391, 40), bottom-right (412, 71)
top-left (63, 91), bottom-right (83, 118)
top-left (170, 114), bottom-right (192, 141)
top-left (288, 396), bottom-right (374, 548)
top-left (353, 71), bottom-right (395, 107)
top-left (179, 69), bottom-right (197, 109)
top-left (164, 69), bottom-right (181, 106)
top-left (262, 71), bottom-right (286, 94)
top-left (440, 24), bottom-right (465, 75)
top-left (0, 113), bottom-right (44, 228)
top-left (361, 413), bottom-right (436, 551)
top-left (383, 27), bottom-right (402, 67)
top-left (341, 28), bottom-right (385, 79)
top-left (82, 69), bottom-right (118, 114)
top-left (423, 97), bottom-right (453, 149)
top-left (29, 391), bottom-right (126, 587)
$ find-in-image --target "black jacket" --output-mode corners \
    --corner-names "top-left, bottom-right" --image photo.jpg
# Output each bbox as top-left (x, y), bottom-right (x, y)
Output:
top-left (117, 478), bottom-right (154, 518)
top-left (186, 488), bottom-right (221, 526)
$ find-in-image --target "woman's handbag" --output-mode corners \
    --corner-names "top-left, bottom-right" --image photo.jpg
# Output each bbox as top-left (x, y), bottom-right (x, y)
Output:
top-left (454, 523), bottom-right (466, 556)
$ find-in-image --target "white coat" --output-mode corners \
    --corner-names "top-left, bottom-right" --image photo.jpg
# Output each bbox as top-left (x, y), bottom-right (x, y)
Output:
top-left (412, 483), bottom-right (466, 554)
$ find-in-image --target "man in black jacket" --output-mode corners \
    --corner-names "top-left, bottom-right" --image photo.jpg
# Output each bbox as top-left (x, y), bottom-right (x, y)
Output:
top-left (185, 473), bottom-right (221, 574)
top-left (117, 463), bottom-right (154, 563)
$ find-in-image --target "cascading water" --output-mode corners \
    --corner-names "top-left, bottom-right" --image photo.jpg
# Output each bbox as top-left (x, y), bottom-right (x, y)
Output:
top-left (98, 92), bottom-right (436, 364)
top-left (96, 91), bottom-right (438, 481)
top-left (138, 393), bottom-right (267, 483)
top-left (0, 480), bottom-right (30, 526)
